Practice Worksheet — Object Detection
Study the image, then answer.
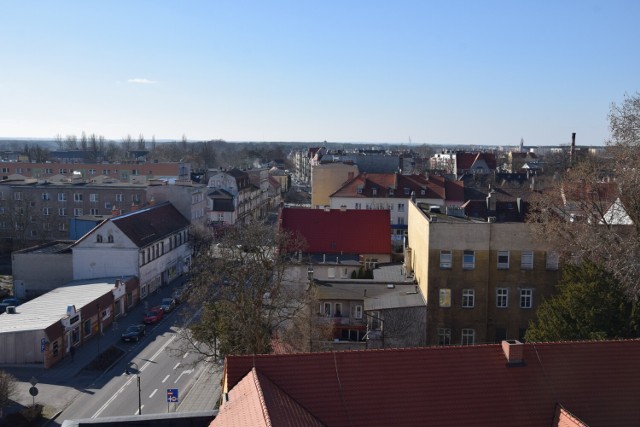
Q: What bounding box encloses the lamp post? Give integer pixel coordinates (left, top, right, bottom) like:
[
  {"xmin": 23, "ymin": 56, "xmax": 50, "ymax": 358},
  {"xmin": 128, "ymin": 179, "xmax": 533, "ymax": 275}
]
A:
[{"xmin": 125, "ymin": 362, "xmax": 142, "ymax": 415}]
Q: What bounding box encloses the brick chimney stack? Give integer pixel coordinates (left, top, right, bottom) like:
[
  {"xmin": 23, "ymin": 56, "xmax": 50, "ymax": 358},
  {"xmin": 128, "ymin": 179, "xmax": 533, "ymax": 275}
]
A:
[{"xmin": 502, "ymin": 340, "xmax": 525, "ymax": 367}]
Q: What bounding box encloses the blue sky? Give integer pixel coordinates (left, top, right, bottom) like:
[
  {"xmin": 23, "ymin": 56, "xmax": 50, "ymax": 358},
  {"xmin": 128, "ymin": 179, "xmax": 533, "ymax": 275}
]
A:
[{"xmin": 0, "ymin": 1, "xmax": 638, "ymax": 146}]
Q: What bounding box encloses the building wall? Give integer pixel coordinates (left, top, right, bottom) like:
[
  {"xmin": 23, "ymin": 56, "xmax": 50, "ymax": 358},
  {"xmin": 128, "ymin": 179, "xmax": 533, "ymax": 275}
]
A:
[
  {"xmin": 146, "ymin": 182, "xmax": 207, "ymax": 226},
  {"xmin": 407, "ymin": 202, "xmax": 561, "ymax": 346},
  {"xmin": 12, "ymin": 252, "xmax": 73, "ymax": 299},
  {"xmin": 72, "ymin": 222, "xmax": 140, "ymax": 280},
  {"xmin": 311, "ymin": 162, "xmax": 359, "ymax": 208}
]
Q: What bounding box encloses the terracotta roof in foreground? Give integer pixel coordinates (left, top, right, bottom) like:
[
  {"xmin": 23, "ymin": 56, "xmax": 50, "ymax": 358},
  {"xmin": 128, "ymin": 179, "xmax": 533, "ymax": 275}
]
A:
[{"xmin": 219, "ymin": 340, "xmax": 640, "ymax": 427}]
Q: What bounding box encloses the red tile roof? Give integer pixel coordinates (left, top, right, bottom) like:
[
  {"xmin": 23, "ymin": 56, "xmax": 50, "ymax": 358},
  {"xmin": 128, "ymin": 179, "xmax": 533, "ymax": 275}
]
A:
[
  {"xmin": 456, "ymin": 151, "xmax": 497, "ymax": 171},
  {"xmin": 279, "ymin": 208, "xmax": 391, "ymax": 255},
  {"xmin": 212, "ymin": 368, "xmax": 325, "ymax": 427},
  {"xmin": 330, "ymin": 173, "xmax": 446, "ymax": 200},
  {"xmin": 220, "ymin": 340, "xmax": 640, "ymax": 427}
]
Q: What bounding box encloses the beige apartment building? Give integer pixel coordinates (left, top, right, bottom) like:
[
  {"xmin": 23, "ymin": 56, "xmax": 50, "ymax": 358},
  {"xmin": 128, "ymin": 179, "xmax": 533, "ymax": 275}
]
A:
[
  {"xmin": 310, "ymin": 161, "xmax": 359, "ymax": 208},
  {"xmin": 406, "ymin": 201, "xmax": 562, "ymax": 345}
]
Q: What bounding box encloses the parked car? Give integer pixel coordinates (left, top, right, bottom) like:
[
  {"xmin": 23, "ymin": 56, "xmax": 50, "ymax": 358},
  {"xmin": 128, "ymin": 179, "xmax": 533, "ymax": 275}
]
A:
[
  {"xmin": 121, "ymin": 324, "xmax": 146, "ymax": 342},
  {"xmin": 143, "ymin": 307, "xmax": 165, "ymax": 324},
  {"xmin": 1, "ymin": 297, "xmax": 21, "ymax": 306},
  {"xmin": 160, "ymin": 297, "xmax": 176, "ymax": 313}
]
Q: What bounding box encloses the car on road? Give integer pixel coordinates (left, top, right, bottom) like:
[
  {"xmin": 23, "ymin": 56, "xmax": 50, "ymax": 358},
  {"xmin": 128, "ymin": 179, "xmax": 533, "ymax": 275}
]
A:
[
  {"xmin": 143, "ymin": 307, "xmax": 165, "ymax": 324},
  {"xmin": 121, "ymin": 324, "xmax": 146, "ymax": 342},
  {"xmin": 2, "ymin": 297, "xmax": 21, "ymax": 306},
  {"xmin": 160, "ymin": 297, "xmax": 176, "ymax": 313}
]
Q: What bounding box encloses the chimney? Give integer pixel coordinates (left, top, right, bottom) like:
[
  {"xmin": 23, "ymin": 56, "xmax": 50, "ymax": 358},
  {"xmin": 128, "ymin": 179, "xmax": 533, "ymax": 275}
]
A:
[
  {"xmin": 570, "ymin": 132, "xmax": 576, "ymax": 167},
  {"xmin": 501, "ymin": 340, "xmax": 525, "ymax": 367}
]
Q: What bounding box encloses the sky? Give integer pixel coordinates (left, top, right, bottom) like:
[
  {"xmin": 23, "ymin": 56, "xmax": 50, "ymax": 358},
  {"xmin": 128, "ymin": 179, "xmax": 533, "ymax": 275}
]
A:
[{"xmin": 0, "ymin": 1, "xmax": 638, "ymax": 146}]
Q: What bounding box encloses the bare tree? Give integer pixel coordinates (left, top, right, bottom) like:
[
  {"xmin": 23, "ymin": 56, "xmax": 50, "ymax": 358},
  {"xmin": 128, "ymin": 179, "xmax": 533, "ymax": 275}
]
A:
[
  {"xmin": 528, "ymin": 93, "xmax": 640, "ymax": 296},
  {"xmin": 176, "ymin": 221, "xmax": 307, "ymax": 364}
]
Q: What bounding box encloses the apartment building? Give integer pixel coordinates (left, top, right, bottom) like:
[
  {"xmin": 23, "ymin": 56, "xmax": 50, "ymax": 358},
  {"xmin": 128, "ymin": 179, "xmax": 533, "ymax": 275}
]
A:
[
  {"xmin": 206, "ymin": 168, "xmax": 263, "ymax": 226},
  {"xmin": 406, "ymin": 201, "xmax": 562, "ymax": 345},
  {"xmin": 0, "ymin": 179, "xmax": 148, "ymax": 246}
]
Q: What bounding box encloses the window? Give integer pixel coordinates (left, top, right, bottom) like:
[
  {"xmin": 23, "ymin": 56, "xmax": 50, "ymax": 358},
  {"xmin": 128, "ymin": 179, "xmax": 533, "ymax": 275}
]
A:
[
  {"xmin": 520, "ymin": 289, "xmax": 533, "ymax": 308},
  {"xmin": 44, "ymin": 168, "xmax": 52, "ymax": 174},
  {"xmin": 327, "ymin": 267, "xmax": 336, "ymax": 278},
  {"xmin": 13, "ymin": 192, "xmax": 21, "ymax": 201},
  {"xmin": 334, "ymin": 303, "xmax": 343, "ymax": 317},
  {"xmin": 30, "ymin": 229, "xmax": 37, "ymax": 237},
  {"xmin": 521, "ymin": 251, "xmax": 534, "ymax": 270},
  {"xmin": 357, "ymin": 186, "xmax": 363, "ymax": 194},
  {"xmin": 103, "ymin": 169, "xmax": 110, "ymax": 175},
  {"xmin": 496, "ymin": 288, "xmax": 509, "ymax": 308},
  {"xmin": 59, "ymin": 222, "xmax": 67, "ymax": 231},
  {"xmin": 439, "ymin": 289, "xmax": 451, "ymax": 307},
  {"xmin": 43, "ymin": 207, "xmax": 51, "ymax": 216},
  {"xmin": 397, "ymin": 217, "xmax": 405, "ymax": 225},
  {"xmin": 463, "ymin": 250, "xmax": 475, "ymax": 270},
  {"xmin": 90, "ymin": 193, "xmax": 98, "ymax": 202},
  {"xmin": 546, "ymin": 251, "xmax": 559, "ymax": 270},
  {"xmin": 461, "ymin": 329, "xmax": 475, "ymax": 345},
  {"xmin": 42, "ymin": 192, "xmax": 51, "ymax": 201},
  {"xmin": 322, "ymin": 302, "xmax": 332, "ymax": 317},
  {"xmin": 58, "ymin": 208, "xmax": 67, "ymax": 216},
  {"xmin": 84, "ymin": 319, "xmax": 92, "ymax": 337},
  {"xmin": 59, "ymin": 168, "xmax": 67, "ymax": 174},
  {"xmin": 354, "ymin": 203, "xmax": 362, "ymax": 210},
  {"xmin": 88, "ymin": 169, "xmax": 96, "ymax": 175},
  {"xmin": 104, "ymin": 202, "xmax": 112, "ymax": 210},
  {"xmin": 97, "ymin": 234, "xmax": 103, "ymax": 243},
  {"xmin": 74, "ymin": 208, "xmax": 83, "ymax": 216},
  {"xmin": 90, "ymin": 208, "xmax": 98, "ymax": 215},
  {"xmin": 440, "ymin": 250, "xmax": 452, "ymax": 269},
  {"xmin": 462, "ymin": 289, "xmax": 475, "ymax": 308},
  {"xmin": 0, "ymin": 167, "xmax": 8, "ymax": 173},
  {"xmin": 438, "ymin": 328, "xmax": 451, "ymax": 345},
  {"xmin": 497, "ymin": 250, "xmax": 510, "ymax": 269},
  {"xmin": 398, "ymin": 203, "xmax": 405, "ymax": 212},
  {"xmin": 43, "ymin": 222, "xmax": 51, "ymax": 231},
  {"xmin": 74, "ymin": 193, "xmax": 82, "ymax": 202},
  {"xmin": 58, "ymin": 193, "xmax": 67, "ymax": 202},
  {"xmin": 115, "ymin": 194, "xmax": 123, "ymax": 202},
  {"xmin": 352, "ymin": 305, "xmax": 363, "ymax": 319}
]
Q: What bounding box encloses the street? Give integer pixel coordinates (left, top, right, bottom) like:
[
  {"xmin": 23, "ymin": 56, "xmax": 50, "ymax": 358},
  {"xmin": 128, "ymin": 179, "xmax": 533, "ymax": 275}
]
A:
[{"xmin": 2, "ymin": 277, "xmax": 222, "ymax": 425}]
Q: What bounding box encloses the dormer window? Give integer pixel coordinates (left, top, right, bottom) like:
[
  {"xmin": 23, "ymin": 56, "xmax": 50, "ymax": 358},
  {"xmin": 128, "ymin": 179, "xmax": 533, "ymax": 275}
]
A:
[
  {"xmin": 357, "ymin": 186, "xmax": 363, "ymax": 194},
  {"xmin": 421, "ymin": 189, "xmax": 426, "ymax": 195},
  {"xmin": 372, "ymin": 187, "xmax": 377, "ymax": 196},
  {"xmin": 404, "ymin": 187, "xmax": 410, "ymax": 195},
  {"xmin": 96, "ymin": 234, "xmax": 103, "ymax": 243}
]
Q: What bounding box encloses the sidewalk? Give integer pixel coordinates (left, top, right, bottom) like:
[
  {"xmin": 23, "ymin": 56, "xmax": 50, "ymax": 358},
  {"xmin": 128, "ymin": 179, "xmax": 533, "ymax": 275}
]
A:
[{"xmin": 176, "ymin": 360, "xmax": 222, "ymax": 413}]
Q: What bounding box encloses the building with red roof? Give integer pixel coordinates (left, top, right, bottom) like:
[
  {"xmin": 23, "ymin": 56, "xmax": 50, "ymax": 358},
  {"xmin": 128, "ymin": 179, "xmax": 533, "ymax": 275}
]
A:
[{"xmin": 212, "ymin": 339, "xmax": 640, "ymax": 427}]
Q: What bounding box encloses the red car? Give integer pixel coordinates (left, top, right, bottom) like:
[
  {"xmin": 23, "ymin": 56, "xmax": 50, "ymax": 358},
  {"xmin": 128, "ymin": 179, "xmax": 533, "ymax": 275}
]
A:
[{"xmin": 143, "ymin": 306, "xmax": 165, "ymax": 324}]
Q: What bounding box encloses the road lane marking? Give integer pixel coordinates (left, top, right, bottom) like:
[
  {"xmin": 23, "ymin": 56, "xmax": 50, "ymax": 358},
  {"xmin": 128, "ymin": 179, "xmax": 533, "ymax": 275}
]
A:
[
  {"xmin": 173, "ymin": 362, "xmax": 180, "ymax": 370},
  {"xmin": 135, "ymin": 405, "xmax": 145, "ymax": 415},
  {"xmin": 92, "ymin": 335, "xmax": 176, "ymax": 418},
  {"xmin": 183, "ymin": 352, "xmax": 189, "ymax": 359},
  {"xmin": 162, "ymin": 375, "xmax": 170, "ymax": 383},
  {"xmin": 174, "ymin": 369, "xmax": 194, "ymax": 383},
  {"xmin": 149, "ymin": 389, "xmax": 157, "ymax": 398}
]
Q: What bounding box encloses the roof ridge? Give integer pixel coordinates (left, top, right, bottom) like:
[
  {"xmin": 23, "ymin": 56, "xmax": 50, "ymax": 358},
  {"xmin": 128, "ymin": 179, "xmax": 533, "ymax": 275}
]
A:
[{"xmin": 251, "ymin": 367, "xmax": 273, "ymax": 427}]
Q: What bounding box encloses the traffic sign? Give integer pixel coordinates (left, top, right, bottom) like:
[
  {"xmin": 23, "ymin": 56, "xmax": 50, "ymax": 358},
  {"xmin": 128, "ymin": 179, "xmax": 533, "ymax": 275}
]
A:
[
  {"xmin": 166, "ymin": 388, "xmax": 179, "ymax": 403},
  {"xmin": 29, "ymin": 386, "xmax": 39, "ymax": 397},
  {"xmin": 40, "ymin": 338, "xmax": 47, "ymax": 353}
]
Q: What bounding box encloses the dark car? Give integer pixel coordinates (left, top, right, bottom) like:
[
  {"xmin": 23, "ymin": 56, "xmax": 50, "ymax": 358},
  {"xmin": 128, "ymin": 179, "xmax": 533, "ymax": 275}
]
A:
[
  {"xmin": 1, "ymin": 297, "xmax": 21, "ymax": 306},
  {"xmin": 160, "ymin": 297, "xmax": 176, "ymax": 313},
  {"xmin": 121, "ymin": 324, "xmax": 146, "ymax": 342},
  {"xmin": 143, "ymin": 307, "xmax": 165, "ymax": 324}
]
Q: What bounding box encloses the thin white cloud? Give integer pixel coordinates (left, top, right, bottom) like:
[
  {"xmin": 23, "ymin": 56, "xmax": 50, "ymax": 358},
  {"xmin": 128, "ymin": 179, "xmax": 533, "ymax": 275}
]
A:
[{"xmin": 127, "ymin": 78, "xmax": 157, "ymax": 84}]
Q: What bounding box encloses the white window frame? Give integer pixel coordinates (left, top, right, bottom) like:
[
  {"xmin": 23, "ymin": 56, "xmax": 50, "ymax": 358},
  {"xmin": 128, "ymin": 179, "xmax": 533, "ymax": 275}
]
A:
[
  {"xmin": 13, "ymin": 192, "xmax": 21, "ymax": 201},
  {"xmin": 58, "ymin": 208, "xmax": 67, "ymax": 216},
  {"xmin": 496, "ymin": 288, "xmax": 509, "ymax": 308},
  {"xmin": 438, "ymin": 328, "xmax": 451, "ymax": 346},
  {"xmin": 463, "ymin": 250, "xmax": 475, "ymax": 270},
  {"xmin": 42, "ymin": 192, "xmax": 50, "ymax": 201},
  {"xmin": 58, "ymin": 193, "xmax": 67, "ymax": 202},
  {"xmin": 90, "ymin": 193, "xmax": 98, "ymax": 202},
  {"xmin": 115, "ymin": 194, "xmax": 124, "ymax": 202},
  {"xmin": 546, "ymin": 251, "xmax": 559, "ymax": 270},
  {"xmin": 74, "ymin": 193, "xmax": 82, "ymax": 202},
  {"xmin": 440, "ymin": 250, "xmax": 452, "ymax": 269},
  {"xmin": 497, "ymin": 250, "xmax": 510, "ymax": 269},
  {"xmin": 520, "ymin": 289, "xmax": 533, "ymax": 309},
  {"xmin": 43, "ymin": 207, "xmax": 51, "ymax": 216},
  {"xmin": 398, "ymin": 203, "xmax": 405, "ymax": 212},
  {"xmin": 521, "ymin": 251, "xmax": 534, "ymax": 270},
  {"xmin": 439, "ymin": 289, "xmax": 451, "ymax": 307},
  {"xmin": 90, "ymin": 208, "xmax": 99, "ymax": 215},
  {"xmin": 461, "ymin": 328, "xmax": 475, "ymax": 345},
  {"xmin": 322, "ymin": 302, "xmax": 332, "ymax": 317},
  {"xmin": 74, "ymin": 208, "xmax": 83, "ymax": 216},
  {"xmin": 462, "ymin": 289, "xmax": 475, "ymax": 308},
  {"xmin": 352, "ymin": 305, "xmax": 363, "ymax": 319}
]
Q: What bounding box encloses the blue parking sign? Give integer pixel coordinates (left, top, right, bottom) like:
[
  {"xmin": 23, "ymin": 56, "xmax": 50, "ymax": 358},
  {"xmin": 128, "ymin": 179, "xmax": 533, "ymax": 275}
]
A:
[{"xmin": 167, "ymin": 388, "xmax": 179, "ymax": 403}]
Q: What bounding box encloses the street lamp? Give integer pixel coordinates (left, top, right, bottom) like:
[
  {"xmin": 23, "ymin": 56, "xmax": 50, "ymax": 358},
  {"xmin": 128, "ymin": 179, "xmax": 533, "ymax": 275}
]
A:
[{"xmin": 125, "ymin": 362, "xmax": 142, "ymax": 415}]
